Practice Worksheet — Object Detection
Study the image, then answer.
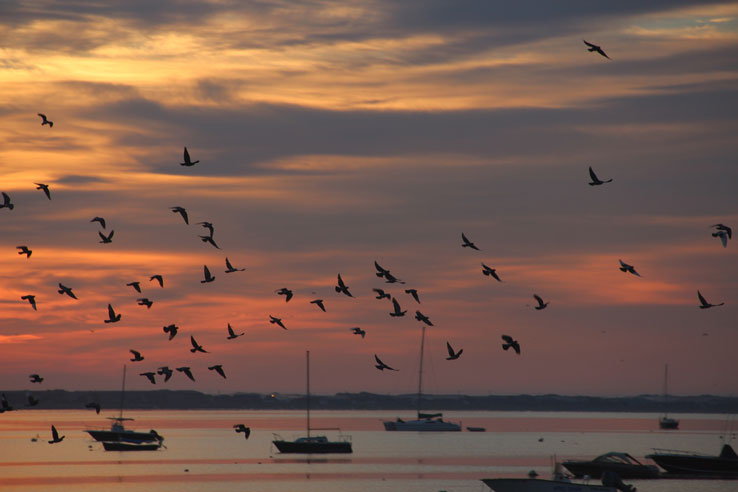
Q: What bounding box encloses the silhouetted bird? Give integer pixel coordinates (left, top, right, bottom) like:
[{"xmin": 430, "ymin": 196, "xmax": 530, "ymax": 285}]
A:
[
  {"xmin": 163, "ymin": 324, "xmax": 179, "ymax": 340},
  {"xmin": 21, "ymin": 295, "xmax": 37, "ymax": 311},
  {"xmin": 180, "ymin": 147, "xmax": 199, "ymax": 166},
  {"xmin": 618, "ymin": 259, "xmax": 641, "ymax": 277},
  {"xmin": 26, "ymin": 394, "xmax": 40, "ymax": 407},
  {"xmin": 176, "ymin": 366, "xmax": 195, "ymax": 381},
  {"xmin": 482, "ymin": 263, "xmax": 501, "ymax": 281},
  {"xmin": 98, "ymin": 230, "xmax": 114, "ymax": 243},
  {"xmin": 446, "ymin": 342, "xmax": 463, "ymax": 360},
  {"xmin": 501, "ymin": 334, "xmax": 521, "ymax": 355},
  {"xmin": 198, "ymin": 221, "xmax": 214, "ymax": 237},
  {"xmin": 583, "ymin": 40, "xmax": 610, "ymax": 59},
  {"xmin": 140, "ymin": 372, "xmax": 156, "ymax": 384},
  {"xmin": 533, "ymin": 294, "xmax": 549, "ymax": 310},
  {"xmin": 201, "ymin": 265, "xmax": 215, "ymax": 283},
  {"xmin": 350, "ymin": 327, "xmax": 366, "ymax": 338},
  {"xmin": 374, "ymin": 355, "xmax": 398, "ymax": 371},
  {"xmin": 129, "ymin": 349, "xmax": 144, "ymax": 362},
  {"xmin": 126, "ymin": 281, "xmax": 141, "ymax": 292},
  {"xmin": 335, "ymin": 273, "xmax": 353, "ymax": 297},
  {"xmin": 200, "ymin": 235, "xmax": 220, "ymax": 249},
  {"xmin": 310, "ymin": 299, "xmax": 326, "ymax": 312},
  {"xmin": 711, "ymin": 223, "xmax": 732, "ymax": 239},
  {"xmin": 225, "ymin": 257, "xmax": 245, "ymax": 273},
  {"xmin": 373, "ymin": 288, "xmax": 391, "ymax": 300},
  {"xmin": 233, "ymin": 424, "xmax": 251, "ymax": 439},
  {"xmin": 698, "ymin": 290, "xmax": 724, "ymax": 309},
  {"xmin": 276, "ymin": 287, "xmax": 293, "ymax": 302},
  {"xmin": 170, "ymin": 206, "xmax": 189, "ymax": 224},
  {"xmin": 48, "ymin": 425, "xmax": 64, "ymax": 444},
  {"xmin": 190, "ymin": 335, "xmax": 208, "ymax": 353},
  {"xmin": 38, "ymin": 113, "xmax": 54, "ymax": 127},
  {"xmin": 226, "ymin": 323, "xmax": 244, "ymax": 339},
  {"xmin": 269, "ymin": 315, "xmax": 286, "ymax": 330},
  {"xmin": 415, "ymin": 310, "xmax": 433, "ymax": 326},
  {"xmin": 90, "ymin": 216, "xmax": 106, "ymax": 229},
  {"xmin": 375, "ymin": 261, "xmax": 404, "ymax": 284},
  {"xmin": 375, "ymin": 261, "xmax": 391, "ymax": 278},
  {"xmin": 29, "ymin": 374, "xmax": 44, "ymax": 383},
  {"xmin": 16, "ymin": 245, "xmax": 32, "ymax": 258},
  {"xmin": 588, "ymin": 166, "xmax": 613, "ymax": 185},
  {"xmin": 1, "ymin": 192, "xmax": 15, "ymax": 210},
  {"xmin": 157, "ymin": 366, "xmax": 173, "ymax": 382},
  {"xmin": 461, "ymin": 232, "xmax": 479, "ymax": 250},
  {"xmin": 405, "ymin": 288, "xmax": 420, "ymax": 303},
  {"xmin": 137, "ymin": 298, "xmax": 153, "ymax": 308},
  {"xmin": 35, "ymin": 183, "xmax": 51, "ymax": 200},
  {"xmin": 208, "ymin": 364, "xmax": 227, "ymax": 379},
  {"xmin": 104, "ymin": 304, "xmax": 121, "ymax": 323},
  {"xmin": 712, "ymin": 230, "xmax": 729, "ymax": 248},
  {"xmin": 57, "ymin": 283, "xmax": 77, "ymax": 299},
  {"xmin": 85, "ymin": 401, "xmax": 101, "ymax": 414},
  {"xmin": 390, "ymin": 297, "xmax": 406, "ymax": 317},
  {"xmin": 149, "ymin": 274, "xmax": 164, "ymax": 287}
]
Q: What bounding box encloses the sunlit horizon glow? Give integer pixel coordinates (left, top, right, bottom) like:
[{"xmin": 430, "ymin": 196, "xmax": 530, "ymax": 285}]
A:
[{"xmin": 1, "ymin": 1, "xmax": 736, "ymax": 397}]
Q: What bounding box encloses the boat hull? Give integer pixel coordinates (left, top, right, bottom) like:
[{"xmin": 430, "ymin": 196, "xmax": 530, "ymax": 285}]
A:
[
  {"xmin": 86, "ymin": 429, "xmax": 160, "ymax": 443},
  {"xmin": 658, "ymin": 417, "xmax": 679, "ymax": 430},
  {"xmin": 646, "ymin": 454, "xmax": 738, "ymax": 475},
  {"xmin": 481, "ymin": 478, "xmax": 615, "ymax": 492},
  {"xmin": 383, "ymin": 418, "xmax": 461, "ymax": 431},
  {"xmin": 101, "ymin": 441, "xmax": 162, "ymax": 451},
  {"xmin": 272, "ymin": 439, "xmax": 352, "ymax": 454}
]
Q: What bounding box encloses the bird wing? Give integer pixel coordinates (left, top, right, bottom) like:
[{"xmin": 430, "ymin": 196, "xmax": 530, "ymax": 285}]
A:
[
  {"xmin": 204, "ymin": 265, "xmax": 211, "ymax": 278},
  {"xmin": 697, "ymin": 290, "xmax": 708, "ymax": 306},
  {"xmin": 588, "ymin": 166, "xmax": 599, "ymax": 182},
  {"xmin": 184, "ymin": 147, "xmax": 190, "ymax": 161},
  {"xmin": 583, "ymin": 39, "xmax": 597, "ymax": 48},
  {"xmin": 51, "ymin": 425, "xmax": 59, "ymax": 440},
  {"xmin": 501, "ymin": 334, "xmax": 513, "ymax": 343},
  {"xmin": 534, "ymin": 294, "xmax": 543, "ymax": 305},
  {"xmin": 107, "ymin": 304, "xmax": 116, "ymax": 318},
  {"xmin": 461, "ymin": 232, "xmax": 470, "ymax": 244},
  {"xmin": 446, "ymin": 342, "xmax": 455, "ymax": 356}
]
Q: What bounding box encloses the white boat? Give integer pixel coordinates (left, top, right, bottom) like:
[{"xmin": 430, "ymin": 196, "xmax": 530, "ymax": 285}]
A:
[
  {"xmin": 481, "ymin": 478, "xmax": 616, "ymax": 492},
  {"xmin": 382, "ymin": 326, "xmax": 461, "ymax": 431}
]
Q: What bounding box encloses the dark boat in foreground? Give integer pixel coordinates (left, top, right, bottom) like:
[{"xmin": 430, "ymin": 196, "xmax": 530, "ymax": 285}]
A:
[
  {"xmin": 646, "ymin": 444, "xmax": 738, "ymax": 476},
  {"xmin": 562, "ymin": 452, "xmax": 660, "ymax": 478},
  {"xmin": 102, "ymin": 439, "xmax": 163, "ymax": 451}
]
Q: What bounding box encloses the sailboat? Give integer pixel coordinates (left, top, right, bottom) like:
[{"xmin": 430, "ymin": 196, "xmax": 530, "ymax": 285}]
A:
[
  {"xmin": 86, "ymin": 365, "xmax": 164, "ymax": 450},
  {"xmin": 658, "ymin": 364, "xmax": 679, "ymax": 430},
  {"xmin": 383, "ymin": 326, "xmax": 461, "ymax": 431},
  {"xmin": 272, "ymin": 351, "xmax": 353, "ymax": 453}
]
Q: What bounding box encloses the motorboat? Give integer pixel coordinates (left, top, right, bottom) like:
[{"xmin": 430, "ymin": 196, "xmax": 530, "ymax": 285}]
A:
[
  {"xmin": 272, "ymin": 351, "xmax": 352, "ymax": 454},
  {"xmin": 562, "ymin": 452, "xmax": 660, "ymax": 478},
  {"xmin": 382, "ymin": 326, "xmax": 461, "ymax": 432},
  {"xmin": 646, "ymin": 443, "xmax": 738, "ymax": 476}
]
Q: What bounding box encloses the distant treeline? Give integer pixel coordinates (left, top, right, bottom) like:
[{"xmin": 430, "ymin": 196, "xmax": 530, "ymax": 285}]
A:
[{"xmin": 3, "ymin": 390, "xmax": 738, "ymax": 413}]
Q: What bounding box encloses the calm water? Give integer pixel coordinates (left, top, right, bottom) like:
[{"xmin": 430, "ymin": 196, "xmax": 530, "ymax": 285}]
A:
[{"xmin": 0, "ymin": 410, "xmax": 735, "ymax": 492}]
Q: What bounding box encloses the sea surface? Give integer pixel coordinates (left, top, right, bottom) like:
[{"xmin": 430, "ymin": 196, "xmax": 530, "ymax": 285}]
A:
[{"xmin": 0, "ymin": 409, "xmax": 735, "ymax": 492}]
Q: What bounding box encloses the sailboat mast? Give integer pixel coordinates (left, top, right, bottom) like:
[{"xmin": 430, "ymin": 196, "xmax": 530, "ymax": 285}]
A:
[
  {"xmin": 306, "ymin": 350, "xmax": 310, "ymax": 438},
  {"xmin": 663, "ymin": 364, "xmax": 669, "ymax": 418},
  {"xmin": 119, "ymin": 365, "xmax": 126, "ymax": 420},
  {"xmin": 417, "ymin": 326, "xmax": 425, "ymax": 417}
]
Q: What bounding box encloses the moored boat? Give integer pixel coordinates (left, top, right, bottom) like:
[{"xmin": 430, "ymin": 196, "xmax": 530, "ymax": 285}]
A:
[
  {"xmin": 562, "ymin": 452, "xmax": 660, "ymax": 479},
  {"xmin": 646, "ymin": 444, "xmax": 738, "ymax": 476},
  {"xmin": 481, "ymin": 478, "xmax": 616, "ymax": 492}
]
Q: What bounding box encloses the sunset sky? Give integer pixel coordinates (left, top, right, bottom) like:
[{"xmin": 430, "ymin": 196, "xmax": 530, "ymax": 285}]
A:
[{"xmin": 1, "ymin": 1, "xmax": 736, "ymax": 397}]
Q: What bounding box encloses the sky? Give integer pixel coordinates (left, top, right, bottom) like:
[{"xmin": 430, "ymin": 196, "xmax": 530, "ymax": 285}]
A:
[{"xmin": 0, "ymin": 0, "xmax": 736, "ymax": 397}]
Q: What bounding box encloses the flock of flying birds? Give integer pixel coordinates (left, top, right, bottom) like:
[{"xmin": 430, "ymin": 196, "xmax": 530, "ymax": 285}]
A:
[{"xmin": 1, "ymin": 40, "xmax": 733, "ymax": 445}]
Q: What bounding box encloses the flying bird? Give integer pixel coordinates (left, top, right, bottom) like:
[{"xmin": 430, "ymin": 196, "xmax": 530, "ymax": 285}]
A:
[
  {"xmin": 588, "ymin": 166, "xmax": 613, "ymax": 186},
  {"xmin": 90, "ymin": 216, "xmax": 106, "ymax": 229},
  {"xmin": 269, "ymin": 315, "xmax": 286, "ymax": 330},
  {"xmin": 157, "ymin": 366, "xmax": 174, "ymax": 382},
  {"xmin": 225, "ymin": 257, "xmax": 245, "ymax": 273},
  {"xmin": 1, "ymin": 192, "xmax": 15, "ymax": 210},
  {"xmin": 375, "ymin": 261, "xmax": 404, "ymax": 284},
  {"xmin": 16, "ymin": 245, "xmax": 32, "ymax": 258},
  {"xmin": 29, "ymin": 374, "xmax": 44, "ymax": 383},
  {"xmin": 200, "ymin": 235, "xmax": 220, "ymax": 249},
  {"xmin": 697, "ymin": 290, "xmax": 724, "ymax": 309},
  {"xmin": 276, "ymin": 287, "xmax": 294, "ymax": 302},
  {"xmin": 140, "ymin": 372, "xmax": 157, "ymax": 384},
  {"xmin": 21, "ymin": 295, "xmax": 37, "ymax": 311},
  {"xmin": 350, "ymin": 327, "xmax": 366, "ymax": 338},
  {"xmin": 98, "ymin": 230, "xmax": 114, "ymax": 243},
  {"xmin": 226, "ymin": 323, "xmax": 244, "ymax": 339},
  {"xmin": 711, "ymin": 223, "xmax": 732, "ymax": 239},
  {"xmin": 35, "ymin": 183, "xmax": 51, "ymax": 200},
  {"xmin": 583, "ymin": 39, "xmax": 611, "ymax": 59},
  {"xmin": 501, "ymin": 335, "xmax": 521, "ymax": 355},
  {"xmin": 170, "ymin": 206, "xmax": 189, "ymax": 224},
  {"xmin": 38, "ymin": 113, "xmax": 54, "ymax": 127},
  {"xmin": 149, "ymin": 275, "xmax": 164, "ymax": 287},
  {"xmin": 335, "ymin": 273, "xmax": 354, "ymax": 297},
  {"xmin": 405, "ymin": 288, "xmax": 421, "ymax": 303},
  {"xmin": 533, "ymin": 294, "xmax": 549, "ymax": 310},
  {"xmin": 389, "ymin": 297, "xmax": 406, "ymax": 317},
  {"xmin": 233, "ymin": 424, "xmax": 251, "ymax": 439},
  {"xmin": 446, "ymin": 342, "xmax": 463, "ymax": 360},
  {"xmin": 48, "ymin": 425, "xmax": 64, "ymax": 444},
  {"xmin": 208, "ymin": 364, "xmax": 227, "ymax": 379},
  {"xmin": 374, "ymin": 354, "xmax": 398, "ymax": 371},
  {"xmin": 618, "ymin": 259, "xmax": 641, "ymax": 277},
  {"xmin": 163, "ymin": 324, "xmax": 179, "ymax": 340},
  {"xmin": 176, "ymin": 366, "xmax": 195, "ymax": 381},
  {"xmin": 481, "ymin": 263, "xmax": 502, "ymax": 281},
  {"xmin": 374, "ymin": 261, "xmax": 392, "ymax": 278},
  {"xmin": 415, "ymin": 310, "xmax": 433, "ymax": 326},
  {"xmin": 373, "ymin": 288, "xmax": 391, "ymax": 300},
  {"xmin": 85, "ymin": 401, "xmax": 101, "ymax": 414},
  {"xmin": 137, "ymin": 298, "xmax": 153, "ymax": 308},
  {"xmin": 310, "ymin": 299, "xmax": 326, "ymax": 312},
  {"xmin": 461, "ymin": 232, "xmax": 480, "ymax": 250},
  {"xmin": 190, "ymin": 335, "xmax": 208, "ymax": 353},
  {"xmin": 198, "ymin": 221, "xmax": 214, "ymax": 237},
  {"xmin": 57, "ymin": 283, "xmax": 77, "ymax": 299},
  {"xmin": 129, "ymin": 349, "xmax": 144, "ymax": 362},
  {"xmin": 180, "ymin": 147, "xmax": 199, "ymax": 166},
  {"xmin": 201, "ymin": 265, "xmax": 215, "ymax": 283},
  {"xmin": 104, "ymin": 304, "xmax": 121, "ymax": 323}
]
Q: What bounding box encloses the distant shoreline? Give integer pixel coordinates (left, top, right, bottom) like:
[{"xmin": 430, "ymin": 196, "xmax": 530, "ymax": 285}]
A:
[{"xmin": 3, "ymin": 390, "xmax": 738, "ymax": 413}]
